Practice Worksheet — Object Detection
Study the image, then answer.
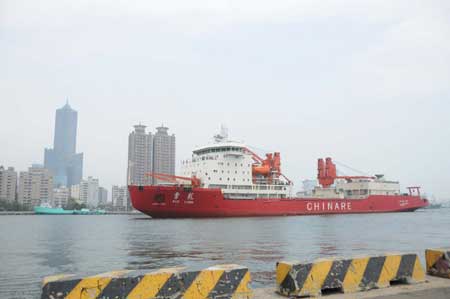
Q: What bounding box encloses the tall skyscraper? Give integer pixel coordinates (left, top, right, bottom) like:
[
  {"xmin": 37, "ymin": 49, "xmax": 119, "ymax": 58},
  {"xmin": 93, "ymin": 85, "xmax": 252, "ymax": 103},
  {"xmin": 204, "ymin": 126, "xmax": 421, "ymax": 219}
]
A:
[
  {"xmin": 18, "ymin": 164, "xmax": 53, "ymax": 207},
  {"xmin": 0, "ymin": 166, "xmax": 17, "ymax": 202},
  {"xmin": 44, "ymin": 101, "xmax": 83, "ymax": 187},
  {"xmin": 153, "ymin": 126, "xmax": 176, "ymax": 184},
  {"xmin": 127, "ymin": 125, "xmax": 152, "ymax": 185}
]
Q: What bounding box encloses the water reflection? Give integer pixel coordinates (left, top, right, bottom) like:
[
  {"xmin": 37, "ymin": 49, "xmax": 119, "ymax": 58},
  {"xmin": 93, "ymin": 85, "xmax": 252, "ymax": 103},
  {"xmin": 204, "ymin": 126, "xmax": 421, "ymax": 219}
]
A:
[{"xmin": 36, "ymin": 217, "xmax": 76, "ymax": 272}]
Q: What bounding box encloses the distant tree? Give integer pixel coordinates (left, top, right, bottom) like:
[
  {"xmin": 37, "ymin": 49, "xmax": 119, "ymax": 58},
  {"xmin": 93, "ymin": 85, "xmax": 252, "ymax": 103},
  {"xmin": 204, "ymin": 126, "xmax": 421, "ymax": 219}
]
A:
[{"xmin": 0, "ymin": 199, "xmax": 31, "ymax": 211}]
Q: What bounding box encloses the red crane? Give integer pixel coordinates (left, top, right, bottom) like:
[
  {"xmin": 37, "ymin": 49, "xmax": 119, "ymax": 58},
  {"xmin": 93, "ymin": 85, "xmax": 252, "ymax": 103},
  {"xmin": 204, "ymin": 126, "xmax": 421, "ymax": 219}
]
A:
[
  {"xmin": 318, "ymin": 157, "xmax": 374, "ymax": 187},
  {"xmin": 145, "ymin": 172, "xmax": 201, "ymax": 188}
]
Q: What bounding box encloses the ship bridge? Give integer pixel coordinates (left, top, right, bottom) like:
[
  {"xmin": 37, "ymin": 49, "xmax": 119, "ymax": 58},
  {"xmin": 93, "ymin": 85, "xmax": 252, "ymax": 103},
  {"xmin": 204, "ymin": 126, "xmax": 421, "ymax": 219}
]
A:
[
  {"xmin": 193, "ymin": 141, "xmax": 247, "ymax": 157},
  {"xmin": 181, "ymin": 131, "xmax": 291, "ymax": 199}
]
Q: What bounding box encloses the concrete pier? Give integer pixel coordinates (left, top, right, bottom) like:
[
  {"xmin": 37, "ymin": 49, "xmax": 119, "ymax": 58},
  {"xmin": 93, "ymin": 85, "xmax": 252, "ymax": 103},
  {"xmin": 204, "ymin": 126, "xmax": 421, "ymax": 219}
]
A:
[{"xmin": 255, "ymin": 275, "xmax": 450, "ymax": 298}]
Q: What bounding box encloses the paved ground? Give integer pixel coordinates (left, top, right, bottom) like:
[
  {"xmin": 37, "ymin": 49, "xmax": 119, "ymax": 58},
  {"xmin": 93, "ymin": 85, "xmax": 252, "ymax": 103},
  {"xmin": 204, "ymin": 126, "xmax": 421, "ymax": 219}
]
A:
[{"xmin": 254, "ymin": 276, "xmax": 450, "ymax": 299}]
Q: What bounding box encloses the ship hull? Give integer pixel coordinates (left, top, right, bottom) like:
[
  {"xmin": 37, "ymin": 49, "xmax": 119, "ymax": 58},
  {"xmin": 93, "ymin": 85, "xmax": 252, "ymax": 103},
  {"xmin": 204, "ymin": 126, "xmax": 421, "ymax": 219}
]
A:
[{"xmin": 129, "ymin": 185, "xmax": 429, "ymax": 218}]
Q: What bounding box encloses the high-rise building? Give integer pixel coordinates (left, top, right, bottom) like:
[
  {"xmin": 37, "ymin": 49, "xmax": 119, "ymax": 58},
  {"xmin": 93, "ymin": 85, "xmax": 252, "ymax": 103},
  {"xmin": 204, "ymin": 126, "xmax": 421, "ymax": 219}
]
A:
[
  {"xmin": 18, "ymin": 164, "xmax": 53, "ymax": 207},
  {"xmin": 86, "ymin": 177, "xmax": 99, "ymax": 207},
  {"xmin": 98, "ymin": 186, "xmax": 108, "ymax": 206},
  {"xmin": 153, "ymin": 126, "xmax": 176, "ymax": 184},
  {"xmin": 44, "ymin": 101, "xmax": 83, "ymax": 187},
  {"xmin": 0, "ymin": 166, "xmax": 17, "ymax": 202},
  {"xmin": 53, "ymin": 186, "xmax": 69, "ymax": 207},
  {"xmin": 112, "ymin": 185, "xmax": 128, "ymax": 210},
  {"xmin": 127, "ymin": 124, "xmax": 152, "ymax": 186},
  {"xmin": 78, "ymin": 181, "xmax": 88, "ymax": 204}
]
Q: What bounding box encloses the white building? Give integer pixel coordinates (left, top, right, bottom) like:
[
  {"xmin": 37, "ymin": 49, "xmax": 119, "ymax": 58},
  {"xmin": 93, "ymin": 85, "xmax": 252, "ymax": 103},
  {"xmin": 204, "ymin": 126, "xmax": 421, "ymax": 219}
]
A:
[
  {"xmin": 53, "ymin": 186, "xmax": 69, "ymax": 207},
  {"xmin": 127, "ymin": 124, "xmax": 153, "ymax": 186},
  {"xmin": 86, "ymin": 177, "xmax": 99, "ymax": 207},
  {"xmin": 112, "ymin": 185, "xmax": 128, "ymax": 209},
  {"xmin": 71, "ymin": 177, "xmax": 99, "ymax": 207},
  {"xmin": 18, "ymin": 164, "xmax": 53, "ymax": 207},
  {"xmin": 70, "ymin": 182, "xmax": 87, "ymax": 203},
  {"xmin": 153, "ymin": 126, "xmax": 176, "ymax": 184},
  {"xmin": 0, "ymin": 166, "xmax": 17, "ymax": 202}
]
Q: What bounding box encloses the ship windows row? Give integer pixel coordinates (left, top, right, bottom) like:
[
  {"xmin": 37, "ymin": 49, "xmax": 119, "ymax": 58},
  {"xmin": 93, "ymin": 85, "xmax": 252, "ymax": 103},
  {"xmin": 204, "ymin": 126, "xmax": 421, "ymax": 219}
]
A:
[
  {"xmin": 207, "ymin": 177, "xmax": 251, "ymax": 182},
  {"xmin": 195, "ymin": 147, "xmax": 244, "ymax": 155}
]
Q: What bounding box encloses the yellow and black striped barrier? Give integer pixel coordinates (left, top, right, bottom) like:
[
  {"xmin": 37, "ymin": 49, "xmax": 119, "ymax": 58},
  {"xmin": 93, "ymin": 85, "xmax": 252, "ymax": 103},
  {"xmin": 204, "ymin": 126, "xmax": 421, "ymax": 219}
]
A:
[
  {"xmin": 276, "ymin": 253, "xmax": 425, "ymax": 297},
  {"xmin": 426, "ymin": 248, "xmax": 450, "ymax": 279},
  {"xmin": 41, "ymin": 264, "xmax": 252, "ymax": 299}
]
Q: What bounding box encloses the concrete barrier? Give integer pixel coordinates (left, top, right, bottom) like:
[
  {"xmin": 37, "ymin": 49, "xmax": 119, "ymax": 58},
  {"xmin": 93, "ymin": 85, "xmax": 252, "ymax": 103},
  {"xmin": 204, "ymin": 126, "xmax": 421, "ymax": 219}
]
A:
[
  {"xmin": 41, "ymin": 264, "xmax": 252, "ymax": 299},
  {"xmin": 276, "ymin": 253, "xmax": 425, "ymax": 297},
  {"xmin": 426, "ymin": 248, "xmax": 450, "ymax": 279}
]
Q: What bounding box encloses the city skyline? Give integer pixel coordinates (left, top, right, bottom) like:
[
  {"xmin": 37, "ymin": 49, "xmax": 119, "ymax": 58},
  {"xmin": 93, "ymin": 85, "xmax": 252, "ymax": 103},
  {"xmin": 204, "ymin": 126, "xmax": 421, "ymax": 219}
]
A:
[{"xmin": 2, "ymin": 1, "xmax": 450, "ymax": 200}]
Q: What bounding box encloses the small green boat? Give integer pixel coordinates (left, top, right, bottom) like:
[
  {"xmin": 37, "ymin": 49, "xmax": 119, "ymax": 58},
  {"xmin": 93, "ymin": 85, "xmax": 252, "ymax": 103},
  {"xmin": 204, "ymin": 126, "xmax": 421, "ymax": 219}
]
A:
[
  {"xmin": 34, "ymin": 203, "xmax": 106, "ymax": 215},
  {"xmin": 34, "ymin": 205, "xmax": 74, "ymax": 215}
]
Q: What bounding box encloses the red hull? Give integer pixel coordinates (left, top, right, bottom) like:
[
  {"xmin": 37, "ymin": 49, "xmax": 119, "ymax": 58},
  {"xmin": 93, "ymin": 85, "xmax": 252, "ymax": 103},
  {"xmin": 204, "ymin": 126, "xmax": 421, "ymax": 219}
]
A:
[{"xmin": 129, "ymin": 185, "xmax": 429, "ymax": 218}]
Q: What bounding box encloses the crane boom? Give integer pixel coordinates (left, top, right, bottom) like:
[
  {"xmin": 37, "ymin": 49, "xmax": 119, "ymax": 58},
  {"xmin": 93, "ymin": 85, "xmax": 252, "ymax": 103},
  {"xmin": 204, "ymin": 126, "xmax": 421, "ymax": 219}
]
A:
[{"xmin": 145, "ymin": 172, "xmax": 201, "ymax": 187}]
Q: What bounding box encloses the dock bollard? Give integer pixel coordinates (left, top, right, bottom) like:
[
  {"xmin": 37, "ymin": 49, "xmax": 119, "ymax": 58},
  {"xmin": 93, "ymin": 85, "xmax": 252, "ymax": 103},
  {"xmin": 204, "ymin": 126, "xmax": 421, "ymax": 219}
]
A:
[
  {"xmin": 276, "ymin": 253, "xmax": 425, "ymax": 297},
  {"xmin": 426, "ymin": 248, "xmax": 450, "ymax": 279},
  {"xmin": 41, "ymin": 264, "xmax": 252, "ymax": 299}
]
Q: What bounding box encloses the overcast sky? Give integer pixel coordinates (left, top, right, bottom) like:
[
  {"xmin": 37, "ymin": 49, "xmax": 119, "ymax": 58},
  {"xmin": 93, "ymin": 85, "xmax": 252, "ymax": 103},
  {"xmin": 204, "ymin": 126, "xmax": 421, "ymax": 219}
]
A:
[{"xmin": 1, "ymin": 0, "xmax": 450, "ymax": 200}]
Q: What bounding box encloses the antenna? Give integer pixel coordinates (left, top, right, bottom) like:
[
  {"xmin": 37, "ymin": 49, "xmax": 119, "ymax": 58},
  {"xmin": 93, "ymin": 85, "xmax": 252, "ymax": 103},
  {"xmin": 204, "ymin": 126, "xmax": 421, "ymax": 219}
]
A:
[
  {"xmin": 220, "ymin": 124, "xmax": 228, "ymax": 140},
  {"xmin": 214, "ymin": 124, "xmax": 229, "ymax": 142}
]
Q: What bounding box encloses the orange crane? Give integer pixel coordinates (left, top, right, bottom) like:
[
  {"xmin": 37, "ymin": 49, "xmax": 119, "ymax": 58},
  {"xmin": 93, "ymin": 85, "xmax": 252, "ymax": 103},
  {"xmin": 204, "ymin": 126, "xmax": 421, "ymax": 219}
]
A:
[
  {"xmin": 145, "ymin": 172, "xmax": 201, "ymax": 188},
  {"xmin": 318, "ymin": 157, "xmax": 374, "ymax": 187},
  {"xmin": 244, "ymin": 148, "xmax": 291, "ymax": 185}
]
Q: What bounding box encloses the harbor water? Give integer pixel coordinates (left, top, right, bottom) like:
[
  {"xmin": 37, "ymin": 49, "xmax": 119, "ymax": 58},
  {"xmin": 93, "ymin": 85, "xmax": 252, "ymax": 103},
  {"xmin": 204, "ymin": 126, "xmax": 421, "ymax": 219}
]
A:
[{"xmin": 0, "ymin": 208, "xmax": 449, "ymax": 299}]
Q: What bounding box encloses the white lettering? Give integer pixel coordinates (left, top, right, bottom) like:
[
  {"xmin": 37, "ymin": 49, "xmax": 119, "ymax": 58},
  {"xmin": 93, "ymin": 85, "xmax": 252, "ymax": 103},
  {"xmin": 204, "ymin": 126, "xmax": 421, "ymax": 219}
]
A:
[
  {"xmin": 328, "ymin": 202, "xmax": 333, "ymax": 210},
  {"xmin": 314, "ymin": 202, "xmax": 320, "ymax": 210},
  {"xmin": 186, "ymin": 193, "xmax": 194, "ymax": 201},
  {"xmin": 306, "ymin": 201, "xmax": 353, "ymax": 212}
]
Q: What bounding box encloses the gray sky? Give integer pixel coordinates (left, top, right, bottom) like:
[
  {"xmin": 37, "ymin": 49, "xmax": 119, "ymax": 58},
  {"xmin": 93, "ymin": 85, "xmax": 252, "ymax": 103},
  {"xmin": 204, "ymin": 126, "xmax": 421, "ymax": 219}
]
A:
[{"xmin": 1, "ymin": 0, "xmax": 450, "ymax": 199}]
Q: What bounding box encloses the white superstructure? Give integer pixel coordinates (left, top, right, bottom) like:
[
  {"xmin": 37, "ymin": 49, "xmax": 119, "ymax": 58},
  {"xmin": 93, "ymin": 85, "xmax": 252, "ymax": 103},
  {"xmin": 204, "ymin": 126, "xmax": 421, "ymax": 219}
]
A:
[
  {"xmin": 181, "ymin": 133, "xmax": 291, "ymax": 199},
  {"xmin": 311, "ymin": 176, "xmax": 401, "ymax": 199}
]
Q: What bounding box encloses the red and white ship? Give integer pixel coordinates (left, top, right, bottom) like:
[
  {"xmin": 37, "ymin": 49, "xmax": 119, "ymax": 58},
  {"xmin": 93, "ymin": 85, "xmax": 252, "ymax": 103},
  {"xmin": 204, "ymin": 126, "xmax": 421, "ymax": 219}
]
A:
[{"xmin": 129, "ymin": 130, "xmax": 428, "ymax": 218}]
